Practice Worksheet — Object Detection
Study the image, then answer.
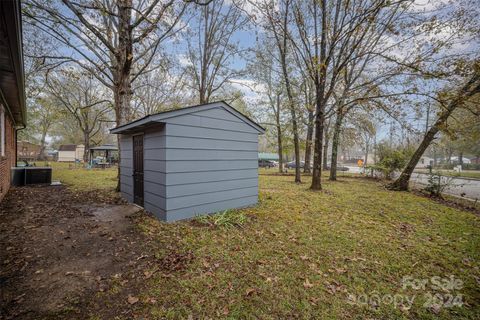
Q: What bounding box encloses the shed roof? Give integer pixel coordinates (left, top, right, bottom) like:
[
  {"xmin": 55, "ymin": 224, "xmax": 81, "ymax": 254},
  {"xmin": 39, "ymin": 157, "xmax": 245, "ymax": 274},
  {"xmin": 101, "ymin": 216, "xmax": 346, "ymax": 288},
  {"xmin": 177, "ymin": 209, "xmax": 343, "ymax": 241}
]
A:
[
  {"xmin": 58, "ymin": 144, "xmax": 77, "ymax": 151},
  {"xmin": 110, "ymin": 101, "xmax": 265, "ymax": 134}
]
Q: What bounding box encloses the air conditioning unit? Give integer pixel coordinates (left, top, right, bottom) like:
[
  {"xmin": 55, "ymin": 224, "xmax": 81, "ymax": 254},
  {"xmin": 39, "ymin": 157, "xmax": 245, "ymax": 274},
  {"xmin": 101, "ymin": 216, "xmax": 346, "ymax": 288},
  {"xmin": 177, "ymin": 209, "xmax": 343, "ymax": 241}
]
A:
[{"xmin": 11, "ymin": 167, "xmax": 52, "ymax": 186}]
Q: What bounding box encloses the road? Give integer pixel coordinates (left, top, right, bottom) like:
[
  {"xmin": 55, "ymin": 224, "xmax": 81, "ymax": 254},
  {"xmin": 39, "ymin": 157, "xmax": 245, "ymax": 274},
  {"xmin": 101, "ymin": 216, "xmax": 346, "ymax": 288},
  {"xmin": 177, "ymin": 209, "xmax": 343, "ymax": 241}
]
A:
[
  {"xmin": 344, "ymin": 166, "xmax": 480, "ymax": 200},
  {"xmin": 409, "ymin": 173, "xmax": 480, "ymax": 200}
]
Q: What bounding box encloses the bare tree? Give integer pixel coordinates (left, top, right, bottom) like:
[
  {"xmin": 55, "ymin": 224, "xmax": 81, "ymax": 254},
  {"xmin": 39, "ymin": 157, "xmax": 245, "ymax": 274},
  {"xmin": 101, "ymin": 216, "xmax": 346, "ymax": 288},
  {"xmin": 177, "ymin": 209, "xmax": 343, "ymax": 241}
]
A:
[
  {"xmin": 290, "ymin": 0, "xmax": 407, "ymax": 190},
  {"xmin": 46, "ymin": 69, "xmax": 112, "ymax": 162},
  {"xmin": 250, "ymin": 39, "xmax": 287, "ymax": 173},
  {"xmin": 264, "ymin": 0, "xmax": 302, "ymax": 183},
  {"xmin": 185, "ymin": 0, "xmax": 247, "ymax": 103}
]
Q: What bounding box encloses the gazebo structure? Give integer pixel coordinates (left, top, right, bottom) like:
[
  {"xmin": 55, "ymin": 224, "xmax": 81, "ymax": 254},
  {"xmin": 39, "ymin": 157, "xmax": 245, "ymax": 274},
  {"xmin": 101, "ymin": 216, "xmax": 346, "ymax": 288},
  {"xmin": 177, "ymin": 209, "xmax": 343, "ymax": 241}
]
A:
[{"xmin": 88, "ymin": 144, "xmax": 118, "ymax": 167}]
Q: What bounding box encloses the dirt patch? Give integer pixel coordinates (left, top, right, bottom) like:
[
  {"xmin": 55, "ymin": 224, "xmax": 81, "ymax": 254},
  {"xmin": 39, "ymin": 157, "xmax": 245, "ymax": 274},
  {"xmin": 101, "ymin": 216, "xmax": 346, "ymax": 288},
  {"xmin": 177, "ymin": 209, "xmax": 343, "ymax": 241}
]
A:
[{"xmin": 0, "ymin": 185, "xmax": 158, "ymax": 319}]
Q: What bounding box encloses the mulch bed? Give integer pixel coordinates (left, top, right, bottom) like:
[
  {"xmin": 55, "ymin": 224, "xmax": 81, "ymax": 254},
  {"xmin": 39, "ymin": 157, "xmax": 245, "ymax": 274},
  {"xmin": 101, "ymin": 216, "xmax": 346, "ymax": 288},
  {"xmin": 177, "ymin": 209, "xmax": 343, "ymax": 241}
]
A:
[{"xmin": 0, "ymin": 185, "xmax": 161, "ymax": 319}]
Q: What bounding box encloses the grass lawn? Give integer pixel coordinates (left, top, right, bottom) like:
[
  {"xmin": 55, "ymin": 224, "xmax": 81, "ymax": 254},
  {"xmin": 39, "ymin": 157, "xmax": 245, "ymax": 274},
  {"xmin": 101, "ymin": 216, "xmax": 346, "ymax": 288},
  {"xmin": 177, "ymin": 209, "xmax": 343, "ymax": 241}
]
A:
[
  {"xmin": 38, "ymin": 161, "xmax": 118, "ymax": 191},
  {"xmin": 52, "ymin": 164, "xmax": 480, "ymax": 319}
]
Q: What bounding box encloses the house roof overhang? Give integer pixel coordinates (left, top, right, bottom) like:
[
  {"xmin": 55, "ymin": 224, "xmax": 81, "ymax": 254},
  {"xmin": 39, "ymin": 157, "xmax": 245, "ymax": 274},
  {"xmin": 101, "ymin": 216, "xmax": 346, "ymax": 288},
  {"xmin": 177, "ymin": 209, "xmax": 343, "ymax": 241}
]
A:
[
  {"xmin": 0, "ymin": 0, "xmax": 26, "ymax": 127},
  {"xmin": 110, "ymin": 101, "xmax": 266, "ymax": 135}
]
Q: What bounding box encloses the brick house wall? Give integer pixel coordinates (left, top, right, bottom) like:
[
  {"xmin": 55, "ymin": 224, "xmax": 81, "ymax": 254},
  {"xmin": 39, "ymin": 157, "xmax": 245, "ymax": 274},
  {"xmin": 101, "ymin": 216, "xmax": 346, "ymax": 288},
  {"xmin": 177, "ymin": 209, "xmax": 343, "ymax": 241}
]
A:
[{"xmin": 0, "ymin": 113, "xmax": 15, "ymax": 201}]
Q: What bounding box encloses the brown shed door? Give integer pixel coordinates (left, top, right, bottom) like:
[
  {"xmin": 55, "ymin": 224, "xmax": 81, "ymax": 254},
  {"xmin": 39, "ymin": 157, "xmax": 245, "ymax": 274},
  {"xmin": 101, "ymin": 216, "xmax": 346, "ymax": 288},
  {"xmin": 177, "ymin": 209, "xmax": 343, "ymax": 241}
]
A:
[{"xmin": 133, "ymin": 134, "xmax": 144, "ymax": 206}]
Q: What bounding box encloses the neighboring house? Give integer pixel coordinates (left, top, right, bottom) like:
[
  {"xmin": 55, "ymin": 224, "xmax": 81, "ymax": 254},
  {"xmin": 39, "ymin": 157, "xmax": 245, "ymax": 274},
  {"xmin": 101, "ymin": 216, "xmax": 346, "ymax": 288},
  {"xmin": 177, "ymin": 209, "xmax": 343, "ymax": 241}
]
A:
[
  {"xmin": 111, "ymin": 101, "xmax": 265, "ymax": 222},
  {"xmin": 450, "ymin": 156, "xmax": 471, "ymax": 164},
  {"xmin": 0, "ymin": 1, "xmax": 26, "ymax": 201},
  {"xmin": 471, "ymin": 157, "xmax": 480, "ymax": 165},
  {"xmin": 17, "ymin": 141, "xmax": 41, "ymax": 161},
  {"xmin": 57, "ymin": 144, "xmax": 85, "ymax": 162},
  {"xmin": 415, "ymin": 156, "xmax": 434, "ymax": 168}
]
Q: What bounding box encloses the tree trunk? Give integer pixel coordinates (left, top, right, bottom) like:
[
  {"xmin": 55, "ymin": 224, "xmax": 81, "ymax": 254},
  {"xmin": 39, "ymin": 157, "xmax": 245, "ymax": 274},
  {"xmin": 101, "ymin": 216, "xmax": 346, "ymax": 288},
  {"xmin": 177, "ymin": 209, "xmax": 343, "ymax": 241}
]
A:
[
  {"xmin": 114, "ymin": 0, "xmax": 133, "ymax": 191},
  {"xmin": 387, "ymin": 125, "xmax": 440, "ymax": 190},
  {"xmin": 276, "ymin": 1, "xmax": 300, "ymax": 183},
  {"xmin": 459, "ymin": 152, "xmax": 463, "ymax": 167},
  {"xmin": 277, "ymin": 125, "xmax": 284, "ymax": 173},
  {"xmin": 311, "ymin": 92, "xmax": 325, "ymax": 190},
  {"xmin": 304, "ymin": 110, "xmax": 314, "ymax": 173},
  {"xmin": 275, "ymin": 94, "xmax": 284, "ymax": 173},
  {"xmin": 83, "ymin": 131, "xmax": 90, "ymax": 163},
  {"xmin": 329, "ymin": 112, "xmax": 343, "ymax": 181},
  {"xmin": 388, "ymin": 72, "xmax": 480, "ymax": 191},
  {"xmin": 322, "ymin": 122, "xmax": 330, "ymax": 171},
  {"xmin": 38, "ymin": 130, "xmax": 47, "ymax": 161},
  {"xmin": 364, "ymin": 140, "xmax": 369, "ymax": 172},
  {"xmin": 310, "ymin": 0, "xmax": 327, "ymax": 190}
]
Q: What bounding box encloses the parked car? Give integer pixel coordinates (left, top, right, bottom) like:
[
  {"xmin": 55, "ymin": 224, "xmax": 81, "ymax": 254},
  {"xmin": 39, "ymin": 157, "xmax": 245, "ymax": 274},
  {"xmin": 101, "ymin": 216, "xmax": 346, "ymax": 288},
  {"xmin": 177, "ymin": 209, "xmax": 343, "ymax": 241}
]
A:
[
  {"xmin": 258, "ymin": 160, "xmax": 275, "ymax": 168},
  {"xmin": 286, "ymin": 160, "xmax": 308, "ymax": 169},
  {"xmin": 324, "ymin": 165, "xmax": 350, "ymax": 171}
]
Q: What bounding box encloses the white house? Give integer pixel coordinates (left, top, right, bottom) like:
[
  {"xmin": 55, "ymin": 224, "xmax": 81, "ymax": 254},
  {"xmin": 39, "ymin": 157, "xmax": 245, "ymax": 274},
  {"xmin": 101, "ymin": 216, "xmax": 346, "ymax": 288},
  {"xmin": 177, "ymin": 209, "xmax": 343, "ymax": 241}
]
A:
[
  {"xmin": 451, "ymin": 156, "xmax": 471, "ymax": 164},
  {"xmin": 57, "ymin": 144, "xmax": 85, "ymax": 162},
  {"xmin": 416, "ymin": 156, "xmax": 434, "ymax": 168}
]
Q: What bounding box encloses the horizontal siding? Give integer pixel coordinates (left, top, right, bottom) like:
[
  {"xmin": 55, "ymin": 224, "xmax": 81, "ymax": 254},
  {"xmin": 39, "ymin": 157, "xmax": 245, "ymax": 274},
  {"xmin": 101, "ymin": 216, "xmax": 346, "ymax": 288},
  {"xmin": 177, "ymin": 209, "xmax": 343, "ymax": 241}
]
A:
[
  {"xmin": 121, "ymin": 158, "xmax": 133, "ymax": 168},
  {"xmin": 168, "ymin": 149, "xmax": 257, "ymax": 160},
  {"xmin": 166, "ymin": 196, "xmax": 258, "ymax": 222},
  {"xmin": 166, "ymin": 159, "xmax": 257, "ymax": 173},
  {"xmin": 144, "ymin": 159, "xmax": 167, "ymax": 172},
  {"xmin": 144, "ymin": 148, "xmax": 257, "ymax": 161},
  {"xmin": 165, "ymin": 114, "xmax": 258, "ymax": 134},
  {"xmin": 166, "ymin": 177, "xmax": 258, "ymax": 198},
  {"xmin": 166, "ymin": 168, "xmax": 257, "ymax": 185},
  {"xmin": 120, "ymin": 150, "xmax": 132, "ymax": 160},
  {"xmin": 144, "ymin": 181, "xmax": 166, "ymax": 196},
  {"xmin": 144, "ymin": 201, "xmax": 167, "ymax": 221},
  {"xmin": 166, "ymin": 123, "xmax": 258, "ymax": 142},
  {"xmin": 117, "ymin": 106, "xmax": 261, "ymax": 222},
  {"xmin": 167, "ymin": 187, "xmax": 257, "ymax": 211},
  {"xmin": 143, "ymin": 170, "xmax": 165, "ymax": 184},
  {"xmin": 121, "ymin": 191, "xmax": 133, "ymax": 203},
  {"xmin": 165, "ymin": 136, "xmax": 257, "ymax": 150},
  {"xmin": 144, "ymin": 190, "xmax": 166, "ymax": 209},
  {"xmin": 121, "ymin": 183, "xmax": 133, "ymax": 197},
  {"xmin": 120, "ymin": 173, "xmax": 133, "ymax": 186},
  {"xmin": 144, "ymin": 135, "xmax": 166, "ymax": 148},
  {"xmin": 144, "ymin": 149, "xmax": 166, "ymax": 161}
]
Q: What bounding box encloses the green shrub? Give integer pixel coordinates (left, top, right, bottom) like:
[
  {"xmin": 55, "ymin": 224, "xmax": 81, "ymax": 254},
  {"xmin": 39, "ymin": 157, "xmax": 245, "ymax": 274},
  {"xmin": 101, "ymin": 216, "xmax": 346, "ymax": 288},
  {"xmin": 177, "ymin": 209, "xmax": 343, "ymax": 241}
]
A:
[
  {"xmin": 195, "ymin": 210, "xmax": 249, "ymax": 228},
  {"xmin": 373, "ymin": 142, "xmax": 415, "ymax": 179},
  {"xmin": 424, "ymin": 171, "xmax": 454, "ymax": 198}
]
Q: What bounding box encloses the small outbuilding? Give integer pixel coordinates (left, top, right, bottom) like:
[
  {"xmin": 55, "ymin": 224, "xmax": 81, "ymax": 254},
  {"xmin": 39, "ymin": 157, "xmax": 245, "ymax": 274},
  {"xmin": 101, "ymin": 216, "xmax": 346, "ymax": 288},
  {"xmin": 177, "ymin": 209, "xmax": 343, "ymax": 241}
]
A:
[
  {"xmin": 110, "ymin": 101, "xmax": 265, "ymax": 222},
  {"xmin": 57, "ymin": 144, "xmax": 85, "ymax": 162}
]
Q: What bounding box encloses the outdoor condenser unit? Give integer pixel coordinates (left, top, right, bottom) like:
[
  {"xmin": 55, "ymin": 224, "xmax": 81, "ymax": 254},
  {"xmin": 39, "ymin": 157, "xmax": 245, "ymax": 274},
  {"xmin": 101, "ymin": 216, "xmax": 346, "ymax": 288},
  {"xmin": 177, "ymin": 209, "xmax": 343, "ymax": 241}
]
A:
[{"xmin": 11, "ymin": 167, "xmax": 52, "ymax": 186}]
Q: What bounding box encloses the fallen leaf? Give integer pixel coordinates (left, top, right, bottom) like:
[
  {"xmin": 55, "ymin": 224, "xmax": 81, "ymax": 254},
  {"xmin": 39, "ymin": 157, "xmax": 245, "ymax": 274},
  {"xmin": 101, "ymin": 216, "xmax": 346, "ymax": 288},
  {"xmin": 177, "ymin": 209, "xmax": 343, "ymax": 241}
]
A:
[
  {"xmin": 127, "ymin": 295, "xmax": 139, "ymax": 305},
  {"xmin": 303, "ymin": 279, "xmax": 314, "ymax": 288},
  {"xmin": 245, "ymin": 288, "xmax": 256, "ymax": 296}
]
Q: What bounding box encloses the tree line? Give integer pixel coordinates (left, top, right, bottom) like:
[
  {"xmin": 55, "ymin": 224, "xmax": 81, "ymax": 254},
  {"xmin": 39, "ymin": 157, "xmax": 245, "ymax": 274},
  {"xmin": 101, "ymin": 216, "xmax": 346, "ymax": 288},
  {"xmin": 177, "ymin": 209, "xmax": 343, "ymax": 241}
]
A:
[{"xmin": 22, "ymin": 0, "xmax": 479, "ymax": 191}]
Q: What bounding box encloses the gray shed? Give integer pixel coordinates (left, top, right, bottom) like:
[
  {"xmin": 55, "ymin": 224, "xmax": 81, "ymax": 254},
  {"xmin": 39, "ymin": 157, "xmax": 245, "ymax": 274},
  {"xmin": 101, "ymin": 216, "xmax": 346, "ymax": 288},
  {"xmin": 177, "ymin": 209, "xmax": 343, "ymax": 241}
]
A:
[{"xmin": 110, "ymin": 101, "xmax": 265, "ymax": 222}]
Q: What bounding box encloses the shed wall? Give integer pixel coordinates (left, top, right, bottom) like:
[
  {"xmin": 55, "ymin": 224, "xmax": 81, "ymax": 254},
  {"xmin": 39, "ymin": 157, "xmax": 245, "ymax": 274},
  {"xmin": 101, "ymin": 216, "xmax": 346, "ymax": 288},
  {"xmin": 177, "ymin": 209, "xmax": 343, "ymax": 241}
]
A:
[
  {"xmin": 119, "ymin": 135, "xmax": 134, "ymax": 203},
  {"xmin": 118, "ymin": 105, "xmax": 261, "ymax": 222},
  {"xmin": 57, "ymin": 151, "xmax": 75, "ymax": 162},
  {"xmin": 162, "ymin": 107, "xmax": 259, "ymax": 221},
  {"xmin": 143, "ymin": 126, "xmax": 167, "ymax": 220}
]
